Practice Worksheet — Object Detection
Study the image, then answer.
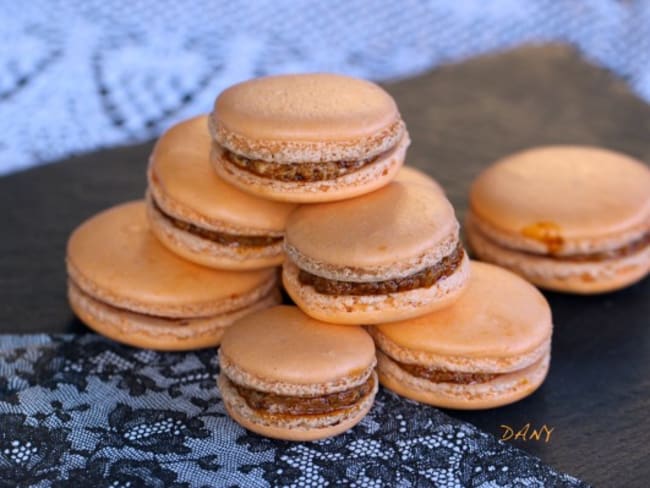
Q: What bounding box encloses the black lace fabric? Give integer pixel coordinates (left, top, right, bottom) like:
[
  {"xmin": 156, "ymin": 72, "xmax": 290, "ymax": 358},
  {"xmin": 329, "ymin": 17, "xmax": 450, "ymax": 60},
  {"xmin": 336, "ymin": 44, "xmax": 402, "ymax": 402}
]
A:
[{"xmin": 0, "ymin": 334, "xmax": 588, "ymax": 487}]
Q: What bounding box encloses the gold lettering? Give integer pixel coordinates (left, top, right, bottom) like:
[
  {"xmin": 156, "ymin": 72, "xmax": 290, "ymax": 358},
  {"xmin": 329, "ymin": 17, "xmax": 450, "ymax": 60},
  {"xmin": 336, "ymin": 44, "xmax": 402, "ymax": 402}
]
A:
[
  {"xmin": 529, "ymin": 427, "xmax": 542, "ymax": 441},
  {"xmin": 500, "ymin": 423, "xmax": 554, "ymax": 442},
  {"xmin": 514, "ymin": 423, "xmax": 530, "ymax": 441},
  {"xmin": 541, "ymin": 425, "xmax": 554, "ymax": 442},
  {"xmin": 500, "ymin": 425, "xmax": 514, "ymax": 441}
]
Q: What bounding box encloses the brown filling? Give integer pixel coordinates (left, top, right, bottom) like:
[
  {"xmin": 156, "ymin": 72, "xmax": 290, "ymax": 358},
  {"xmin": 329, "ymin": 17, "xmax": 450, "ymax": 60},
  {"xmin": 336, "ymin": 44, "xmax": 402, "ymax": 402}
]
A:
[
  {"xmin": 541, "ymin": 231, "xmax": 650, "ymax": 261},
  {"xmin": 154, "ymin": 200, "xmax": 282, "ymax": 248},
  {"xmin": 234, "ymin": 375, "xmax": 375, "ymax": 415},
  {"xmin": 396, "ymin": 361, "xmax": 499, "ymax": 384},
  {"xmin": 223, "ymin": 149, "xmax": 384, "ymax": 182},
  {"xmin": 298, "ymin": 244, "xmax": 464, "ymax": 296}
]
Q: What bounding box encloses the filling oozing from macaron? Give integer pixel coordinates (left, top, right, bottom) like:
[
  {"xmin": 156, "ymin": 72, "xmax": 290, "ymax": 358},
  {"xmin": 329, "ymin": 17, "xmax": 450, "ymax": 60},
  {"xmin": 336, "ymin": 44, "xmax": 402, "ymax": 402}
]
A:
[
  {"xmin": 222, "ymin": 147, "xmax": 386, "ymax": 182},
  {"xmin": 472, "ymin": 216, "xmax": 650, "ymax": 262},
  {"xmin": 297, "ymin": 243, "xmax": 464, "ymax": 295},
  {"xmin": 152, "ymin": 199, "xmax": 282, "ymax": 248},
  {"xmin": 228, "ymin": 374, "xmax": 376, "ymax": 415},
  {"xmin": 518, "ymin": 230, "xmax": 650, "ymax": 261}
]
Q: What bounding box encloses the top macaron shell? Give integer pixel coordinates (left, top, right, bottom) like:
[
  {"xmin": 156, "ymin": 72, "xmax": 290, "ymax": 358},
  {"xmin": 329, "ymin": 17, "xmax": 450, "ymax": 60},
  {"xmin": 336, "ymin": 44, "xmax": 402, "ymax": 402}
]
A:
[
  {"xmin": 148, "ymin": 115, "xmax": 296, "ymax": 235},
  {"xmin": 211, "ymin": 73, "xmax": 404, "ymax": 163},
  {"xmin": 372, "ymin": 261, "xmax": 552, "ymax": 366},
  {"xmin": 219, "ymin": 306, "xmax": 376, "ymax": 392},
  {"xmin": 285, "ymin": 180, "xmax": 458, "ymax": 275},
  {"xmin": 469, "ymin": 146, "xmax": 650, "ymax": 253},
  {"xmin": 67, "ymin": 201, "xmax": 277, "ymax": 318}
]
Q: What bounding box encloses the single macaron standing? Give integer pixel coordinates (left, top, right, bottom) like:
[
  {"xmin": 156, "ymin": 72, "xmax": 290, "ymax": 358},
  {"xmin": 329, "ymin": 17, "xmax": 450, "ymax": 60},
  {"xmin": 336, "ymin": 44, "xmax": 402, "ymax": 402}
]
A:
[
  {"xmin": 282, "ymin": 179, "xmax": 470, "ymax": 324},
  {"xmin": 218, "ymin": 306, "xmax": 378, "ymax": 441},
  {"xmin": 67, "ymin": 201, "xmax": 280, "ymax": 350},
  {"xmin": 466, "ymin": 145, "xmax": 650, "ymax": 293},
  {"xmin": 369, "ymin": 261, "xmax": 552, "ymax": 410},
  {"xmin": 147, "ymin": 115, "xmax": 296, "ymax": 270},
  {"xmin": 209, "ymin": 73, "xmax": 410, "ymax": 203}
]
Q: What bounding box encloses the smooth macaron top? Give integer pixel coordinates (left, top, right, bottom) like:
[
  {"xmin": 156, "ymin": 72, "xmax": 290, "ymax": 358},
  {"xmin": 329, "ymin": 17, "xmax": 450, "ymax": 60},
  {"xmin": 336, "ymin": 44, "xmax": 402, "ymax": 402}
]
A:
[
  {"xmin": 285, "ymin": 181, "xmax": 458, "ymax": 269},
  {"xmin": 67, "ymin": 201, "xmax": 276, "ymax": 315},
  {"xmin": 470, "ymin": 146, "xmax": 650, "ymax": 240},
  {"xmin": 149, "ymin": 115, "xmax": 296, "ymax": 233},
  {"xmin": 373, "ymin": 261, "xmax": 552, "ymax": 358},
  {"xmin": 394, "ymin": 166, "xmax": 444, "ymax": 193},
  {"xmin": 211, "ymin": 73, "xmax": 404, "ymax": 162},
  {"xmin": 220, "ymin": 306, "xmax": 375, "ymax": 386}
]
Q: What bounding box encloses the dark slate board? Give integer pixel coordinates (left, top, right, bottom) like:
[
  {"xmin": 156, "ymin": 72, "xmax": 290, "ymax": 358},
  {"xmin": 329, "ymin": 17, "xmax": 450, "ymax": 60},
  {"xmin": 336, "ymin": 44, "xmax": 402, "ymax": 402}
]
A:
[{"xmin": 1, "ymin": 44, "xmax": 648, "ymax": 487}]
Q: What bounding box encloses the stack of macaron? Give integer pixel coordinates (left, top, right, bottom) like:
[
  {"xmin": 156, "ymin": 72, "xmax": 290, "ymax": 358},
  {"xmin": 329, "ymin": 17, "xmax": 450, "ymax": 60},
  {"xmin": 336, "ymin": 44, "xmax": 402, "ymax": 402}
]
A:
[
  {"xmin": 66, "ymin": 72, "xmax": 650, "ymax": 443},
  {"xmin": 200, "ymin": 74, "xmax": 555, "ymax": 441}
]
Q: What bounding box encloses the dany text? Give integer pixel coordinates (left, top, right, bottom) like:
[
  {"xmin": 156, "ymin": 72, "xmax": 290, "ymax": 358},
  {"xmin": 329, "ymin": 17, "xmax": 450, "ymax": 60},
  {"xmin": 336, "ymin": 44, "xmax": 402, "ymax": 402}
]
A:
[{"xmin": 499, "ymin": 423, "xmax": 554, "ymax": 442}]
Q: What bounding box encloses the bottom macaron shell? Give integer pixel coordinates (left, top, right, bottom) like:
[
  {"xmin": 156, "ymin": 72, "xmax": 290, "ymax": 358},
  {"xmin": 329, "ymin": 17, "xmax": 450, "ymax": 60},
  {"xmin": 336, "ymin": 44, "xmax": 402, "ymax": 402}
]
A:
[
  {"xmin": 69, "ymin": 282, "xmax": 281, "ymax": 351},
  {"xmin": 376, "ymin": 350, "xmax": 550, "ymax": 410},
  {"xmin": 146, "ymin": 196, "xmax": 285, "ymax": 270},
  {"xmin": 282, "ymin": 254, "xmax": 471, "ymax": 325},
  {"xmin": 466, "ymin": 222, "xmax": 650, "ymax": 294},
  {"xmin": 211, "ymin": 136, "xmax": 408, "ymax": 203},
  {"xmin": 218, "ymin": 371, "xmax": 378, "ymax": 442}
]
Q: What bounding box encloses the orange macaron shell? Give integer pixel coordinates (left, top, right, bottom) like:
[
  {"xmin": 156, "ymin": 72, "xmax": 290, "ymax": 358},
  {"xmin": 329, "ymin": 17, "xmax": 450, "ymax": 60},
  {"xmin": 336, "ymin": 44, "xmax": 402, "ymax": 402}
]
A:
[
  {"xmin": 147, "ymin": 115, "xmax": 296, "ymax": 269},
  {"xmin": 467, "ymin": 146, "xmax": 650, "ymax": 292},
  {"xmin": 469, "ymin": 146, "xmax": 650, "ymax": 252},
  {"xmin": 282, "ymin": 181, "xmax": 470, "ymax": 324},
  {"xmin": 369, "ymin": 261, "xmax": 553, "ymax": 409},
  {"xmin": 218, "ymin": 306, "xmax": 378, "ymax": 441},
  {"xmin": 67, "ymin": 201, "xmax": 280, "ymax": 349},
  {"xmin": 210, "ymin": 73, "xmax": 404, "ymax": 163}
]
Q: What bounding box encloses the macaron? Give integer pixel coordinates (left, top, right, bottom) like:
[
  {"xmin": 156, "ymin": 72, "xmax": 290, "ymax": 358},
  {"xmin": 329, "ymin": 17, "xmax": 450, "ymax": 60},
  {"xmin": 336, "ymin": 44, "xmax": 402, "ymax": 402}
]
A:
[
  {"xmin": 369, "ymin": 261, "xmax": 552, "ymax": 410},
  {"xmin": 147, "ymin": 115, "xmax": 296, "ymax": 270},
  {"xmin": 218, "ymin": 306, "xmax": 378, "ymax": 441},
  {"xmin": 466, "ymin": 146, "xmax": 650, "ymax": 293},
  {"xmin": 67, "ymin": 201, "xmax": 280, "ymax": 350},
  {"xmin": 209, "ymin": 73, "xmax": 410, "ymax": 203},
  {"xmin": 282, "ymin": 179, "xmax": 470, "ymax": 324},
  {"xmin": 395, "ymin": 166, "xmax": 444, "ymax": 194}
]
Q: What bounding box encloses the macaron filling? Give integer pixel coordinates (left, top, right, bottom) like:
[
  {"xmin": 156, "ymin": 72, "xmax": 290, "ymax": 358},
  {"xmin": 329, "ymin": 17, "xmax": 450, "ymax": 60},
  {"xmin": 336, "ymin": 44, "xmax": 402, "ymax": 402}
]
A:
[
  {"xmin": 378, "ymin": 349, "xmax": 549, "ymax": 388},
  {"xmin": 228, "ymin": 374, "xmax": 376, "ymax": 416},
  {"xmin": 518, "ymin": 230, "xmax": 650, "ymax": 261},
  {"xmin": 222, "ymin": 146, "xmax": 387, "ymax": 182},
  {"xmin": 297, "ymin": 243, "xmax": 465, "ymax": 295},
  {"xmin": 151, "ymin": 198, "xmax": 282, "ymax": 248},
  {"xmin": 396, "ymin": 361, "xmax": 499, "ymax": 385},
  {"xmin": 470, "ymin": 214, "xmax": 650, "ymax": 262}
]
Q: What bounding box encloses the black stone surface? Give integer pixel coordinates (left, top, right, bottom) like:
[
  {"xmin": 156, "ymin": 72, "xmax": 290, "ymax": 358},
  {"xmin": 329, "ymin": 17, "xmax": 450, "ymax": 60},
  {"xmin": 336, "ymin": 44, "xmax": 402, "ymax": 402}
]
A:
[{"xmin": 1, "ymin": 45, "xmax": 648, "ymax": 486}]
